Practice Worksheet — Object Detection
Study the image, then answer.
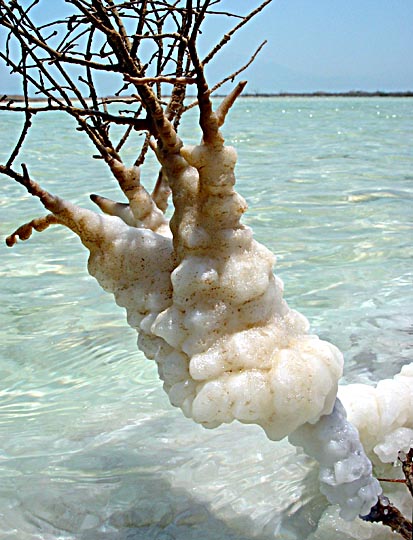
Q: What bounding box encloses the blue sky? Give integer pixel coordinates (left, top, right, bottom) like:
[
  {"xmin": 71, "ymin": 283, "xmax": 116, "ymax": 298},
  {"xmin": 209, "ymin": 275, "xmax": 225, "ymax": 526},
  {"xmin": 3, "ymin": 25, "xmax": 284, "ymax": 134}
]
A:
[
  {"xmin": 1, "ymin": 0, "xmax": 412, "ymax": 94},
  {"xmin": 204, "ymin": 0, "xmax": 413, "ymax": 93}
]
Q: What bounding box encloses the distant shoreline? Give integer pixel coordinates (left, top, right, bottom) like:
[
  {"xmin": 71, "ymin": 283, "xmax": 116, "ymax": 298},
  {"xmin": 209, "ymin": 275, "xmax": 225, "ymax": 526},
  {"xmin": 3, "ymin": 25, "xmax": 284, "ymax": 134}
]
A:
[
  {"xmin": 240, "ymin": 91, "xmax": 413, "ymax": 98},
  {"xmin": 3, "ymin": 90, "xmax": 413, "ymax": 103}
]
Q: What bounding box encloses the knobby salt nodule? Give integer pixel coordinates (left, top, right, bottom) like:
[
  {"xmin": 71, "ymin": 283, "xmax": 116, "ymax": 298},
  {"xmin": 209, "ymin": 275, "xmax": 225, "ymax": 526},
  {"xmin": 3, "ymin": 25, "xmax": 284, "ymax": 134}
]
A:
[{"xmin": 0, "ymin": 1, "xmax": 412, "ymax": 538}]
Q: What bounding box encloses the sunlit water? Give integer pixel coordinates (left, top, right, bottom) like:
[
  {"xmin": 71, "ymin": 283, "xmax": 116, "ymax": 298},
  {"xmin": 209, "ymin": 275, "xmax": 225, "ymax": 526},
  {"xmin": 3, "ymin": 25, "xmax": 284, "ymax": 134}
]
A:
[{"xmin": 0, "ymin": 98, "xmax": 412, "ymax": 539}]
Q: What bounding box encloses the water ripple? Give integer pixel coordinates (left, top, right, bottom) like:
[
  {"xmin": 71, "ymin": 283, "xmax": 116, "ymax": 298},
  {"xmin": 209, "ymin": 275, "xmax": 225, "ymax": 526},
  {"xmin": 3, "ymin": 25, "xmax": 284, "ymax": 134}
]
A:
[{"xmin": 1, "ymin": 98, "xmax": 412, "ymax": 539}]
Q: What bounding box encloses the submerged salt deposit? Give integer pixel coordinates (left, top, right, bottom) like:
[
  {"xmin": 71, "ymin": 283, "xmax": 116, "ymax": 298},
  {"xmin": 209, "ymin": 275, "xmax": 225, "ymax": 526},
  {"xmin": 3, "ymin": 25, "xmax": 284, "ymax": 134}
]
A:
[
  {"xmin": 13, "ymin": 137, "xmax": 343, "ymax": 443},
  {"xmin": 339, "ymin": 363, "xmax": 413, "ymax": 465},
  {"xmin": 290, "ymin": 399, "xmax": 382, "ymax": 520},
  {"xmin": 6, "ymin": 84, "xmax": 412, "ymax": 526},
  {"xmin": 2, "ymin": 97, "xmax": 412, "ymax": 539}
]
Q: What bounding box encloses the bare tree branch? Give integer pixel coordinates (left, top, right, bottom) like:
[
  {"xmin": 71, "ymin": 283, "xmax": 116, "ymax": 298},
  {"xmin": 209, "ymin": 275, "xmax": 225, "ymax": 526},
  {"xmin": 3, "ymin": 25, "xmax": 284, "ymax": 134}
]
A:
[
  {"xmin": 124, "ymin": 75, "xmax": 197, "ymax": 85},
  {"xmin": 6, "ymin": 213, "xmax": 61, "ymax": 246},
  {"xmin": 202, "ymin": 0, "xmax": 273, "ymax": 67},
  {"xmin": 1, "ymin": 0, "xmax": 272, "ymax": 234},
  {"xmin": 6, "ymin": 45, "xmax": 32, "ymax": 167}
]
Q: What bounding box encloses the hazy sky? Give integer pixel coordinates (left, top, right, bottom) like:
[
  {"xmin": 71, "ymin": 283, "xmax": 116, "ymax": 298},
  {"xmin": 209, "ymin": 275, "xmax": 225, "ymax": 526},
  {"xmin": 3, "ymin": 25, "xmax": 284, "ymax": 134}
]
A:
[
  {"xmin": 1, "ymin": 0, "xmax": 412, "ymax": 94},
  {"xmin": 205, "ymin": 0, "xmax": 413, "ymax": 93}
]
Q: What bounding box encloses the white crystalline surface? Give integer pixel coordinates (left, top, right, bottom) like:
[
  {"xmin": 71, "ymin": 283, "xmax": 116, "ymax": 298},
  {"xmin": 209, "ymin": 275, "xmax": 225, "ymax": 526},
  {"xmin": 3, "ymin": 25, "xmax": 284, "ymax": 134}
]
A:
[
  {"xmin": 64, "ymin": 141, "xmax": 344, "ymax": 442},
  {"xmin": 289, "ymin": 399, "xmax": 382, "ymax": 521},
  {"xmin": 289, "ymin": 364, "xmax": 413, "ymax": 521},
  {"xmin": 8, "ymin": 87, "xmax": 412, "ymax": 531},
  {"xmin": 338, "ymin": 363, "xmax": 413, "ymax": 464}
]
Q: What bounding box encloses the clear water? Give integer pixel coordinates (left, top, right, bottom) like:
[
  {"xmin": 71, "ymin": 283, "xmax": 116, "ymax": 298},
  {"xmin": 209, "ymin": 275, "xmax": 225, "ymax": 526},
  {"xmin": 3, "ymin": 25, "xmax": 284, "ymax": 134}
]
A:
[{"xmin": 0, "ymin": 98, "xmax": 412, "ymax": 539}]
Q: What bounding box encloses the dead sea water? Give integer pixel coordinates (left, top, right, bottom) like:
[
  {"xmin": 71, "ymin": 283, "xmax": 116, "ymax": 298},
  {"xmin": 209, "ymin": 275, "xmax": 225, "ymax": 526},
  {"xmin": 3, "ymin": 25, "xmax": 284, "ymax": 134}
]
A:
[{"xmin": 0, "ymin": 98, "xmax": 412, "ymax": 539}]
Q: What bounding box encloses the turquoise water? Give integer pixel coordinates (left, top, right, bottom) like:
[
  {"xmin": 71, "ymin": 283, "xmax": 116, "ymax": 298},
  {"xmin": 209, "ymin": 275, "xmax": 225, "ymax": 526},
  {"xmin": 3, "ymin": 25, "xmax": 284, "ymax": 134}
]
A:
[{"xmin": 0, "ymin": 98, "xmax": 412, "ymax": 539}]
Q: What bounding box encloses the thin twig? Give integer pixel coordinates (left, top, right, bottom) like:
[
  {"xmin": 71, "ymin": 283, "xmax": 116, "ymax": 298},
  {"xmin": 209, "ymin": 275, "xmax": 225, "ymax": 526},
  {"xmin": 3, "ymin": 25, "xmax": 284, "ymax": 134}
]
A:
[
  {"xmin": 184, "ymin": 40, "xmax": 266, "ymax": 113},
  {"xmin": 6, "ymin": 45, "xmax": 32, "ymax": 168},
  {"xmin": 202, "ymin": 0, "xmax": 272, "ymax": 67},
  {"xmin": 124, "ymin": 75, "xmax": 197, "ymax": 85}
]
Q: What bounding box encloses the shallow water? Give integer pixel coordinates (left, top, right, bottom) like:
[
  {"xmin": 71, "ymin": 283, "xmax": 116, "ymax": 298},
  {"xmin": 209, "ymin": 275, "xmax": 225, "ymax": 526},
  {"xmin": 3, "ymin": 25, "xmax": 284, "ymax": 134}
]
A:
[{"xmin": 0, "ymin": 98, "xmax": 412, "ymax": 539}]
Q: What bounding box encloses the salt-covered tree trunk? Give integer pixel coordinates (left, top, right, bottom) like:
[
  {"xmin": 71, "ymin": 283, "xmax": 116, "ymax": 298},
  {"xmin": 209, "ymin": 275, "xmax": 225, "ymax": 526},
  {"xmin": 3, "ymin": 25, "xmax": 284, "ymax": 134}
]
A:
[{"xmin": 0, "ymin": 1, "xmax": 411, "ymax": 537}]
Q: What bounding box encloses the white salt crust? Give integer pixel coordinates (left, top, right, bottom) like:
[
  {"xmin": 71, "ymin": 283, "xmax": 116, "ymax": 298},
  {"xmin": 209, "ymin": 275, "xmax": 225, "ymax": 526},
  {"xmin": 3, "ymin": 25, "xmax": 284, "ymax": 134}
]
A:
[
  {"xmin": 69, "ymin": 143, "xmax": 344, "ymax": 443},
  {"xmin": 289, "ymin": 399, "xmax": 382, "ymax": 521},
  {"xmin": 338, "ymin": 363, "xmax": 413, "ymax": 464},
  {"xmin": 39, "ymin": 136, "xmax": 413, "ymax": 523}
]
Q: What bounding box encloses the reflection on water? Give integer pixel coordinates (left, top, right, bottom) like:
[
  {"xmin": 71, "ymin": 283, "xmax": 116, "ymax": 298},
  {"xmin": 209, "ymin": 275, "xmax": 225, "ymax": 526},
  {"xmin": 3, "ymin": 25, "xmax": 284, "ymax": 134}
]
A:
[{"xmin": 0, "ymin": 98, "xmax": 412, "ymax": 539}]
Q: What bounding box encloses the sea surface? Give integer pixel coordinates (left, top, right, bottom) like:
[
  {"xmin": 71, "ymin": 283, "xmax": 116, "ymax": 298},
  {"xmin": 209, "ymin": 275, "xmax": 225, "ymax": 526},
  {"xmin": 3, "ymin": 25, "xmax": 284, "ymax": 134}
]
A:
[{"xmin": 0, "ymin": 98, "xmax": 412, "ymax": 539}]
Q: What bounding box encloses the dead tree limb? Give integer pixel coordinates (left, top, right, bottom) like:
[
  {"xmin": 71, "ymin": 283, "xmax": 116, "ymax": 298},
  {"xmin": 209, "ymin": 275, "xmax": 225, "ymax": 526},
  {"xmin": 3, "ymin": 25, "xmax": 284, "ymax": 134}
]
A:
[{"xmin": 1, "ymin": 0, "xmax": 271, "ymax": 237}]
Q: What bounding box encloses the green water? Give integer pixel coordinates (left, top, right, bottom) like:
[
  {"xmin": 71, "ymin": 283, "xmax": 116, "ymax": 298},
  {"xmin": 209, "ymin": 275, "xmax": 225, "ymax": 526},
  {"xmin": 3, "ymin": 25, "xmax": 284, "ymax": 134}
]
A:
[{"xmin": 0, "ymin": 98, "xmax": 412, "ymax": 539}]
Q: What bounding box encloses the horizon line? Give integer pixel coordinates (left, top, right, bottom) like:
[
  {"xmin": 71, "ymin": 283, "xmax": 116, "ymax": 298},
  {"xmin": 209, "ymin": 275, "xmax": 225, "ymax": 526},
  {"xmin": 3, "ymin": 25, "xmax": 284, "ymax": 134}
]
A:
[{"xmin": 2, "ymin": 90, "xmax": 413, "ymax": 103}]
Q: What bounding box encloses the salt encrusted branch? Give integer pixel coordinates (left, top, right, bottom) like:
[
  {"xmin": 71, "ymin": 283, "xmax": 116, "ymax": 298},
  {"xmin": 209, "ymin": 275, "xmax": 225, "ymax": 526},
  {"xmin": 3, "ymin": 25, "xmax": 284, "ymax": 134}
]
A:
[
  {"xmin": 216, "ymin": 80, "xmax": 248, "ymax": 127},
  {"xmin": 6, "ymin": 214, "xmax": 61, "ymax": 247},
  {"xmin": 187, "ymin": 37, "xmax": 220, "ymax": 145},
  {"xmin": 151, "ymin": 169, "xmax": 171, "ymax": 213},
  {"xmin": 0, "ymin": 163, "xmax": 121, "ymax": 250},
  {"xmin": 90, "ymin": 157, "xmax": 169, "ymax": 234},
  {"xmin": 0, "ymin": 164, "xmax": 63, "ymax": 212},
  {"xmin": 70, "ymin": 6, "xmax": 179, "ymax": 154},
  {"xmin": 3, "ymin": 3, "xmax": 413, "ymax": 536},
  {"xmin": 90, "ymin": 194, "xmax": 136, "ymax": 227},
  {"xmin": 362, "ymin": 496, "xmax": 412, "ymax": 540},
  {"xmin": 400, "ymin": 448, "xmax": 413, "ymax": 497},
  {"xmin": 1, "ymin": 0, "xmax": 270, "ymax": 170},
  {"xmin": 0, "ymin": 163, "xmax": 88, "ymax": 242}
]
